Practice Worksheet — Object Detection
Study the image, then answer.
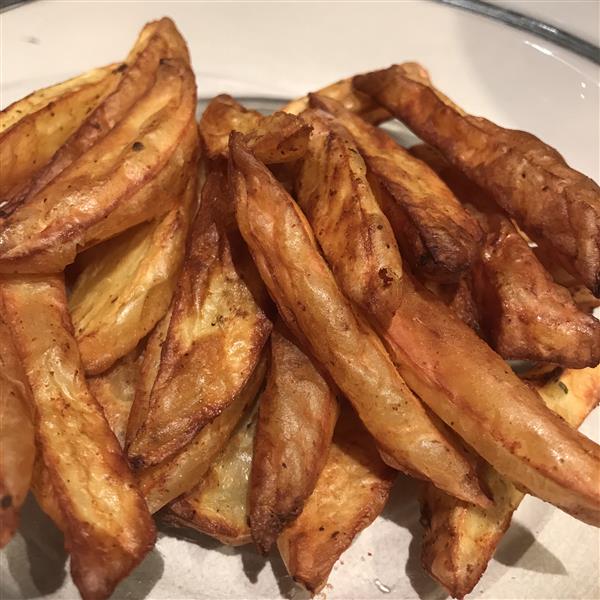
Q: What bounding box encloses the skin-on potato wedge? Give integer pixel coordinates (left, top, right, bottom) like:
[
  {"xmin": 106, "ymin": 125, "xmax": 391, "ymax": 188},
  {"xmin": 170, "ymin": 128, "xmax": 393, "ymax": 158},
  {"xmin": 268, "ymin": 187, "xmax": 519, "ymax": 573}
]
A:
[
  {"xmin": 277, "ymin": 407, "xmax": 396, "ymax": 594},
  {"xmin": 421, "ymin": 366, "xmax": 600, "ymax": 599},
  {"xmin": 354, "ymin": 64, "xmax": 600, "ymax": 295},
  {"xmin": 127, "ymin": 171, "xmax": 272, "ymax": 467},
  {"xmin": 0, "ymin": 58, "xmax": 198, "ymax": 274},
  {"xmin": 309, "ymin": 94, "xmax": 483, "ymax": 282},
  {"xmin": 137, "ymin": 354, "xmax": 266, "ymax": 514},
  {"xmin": 69, "ymin": 173, "xmax": 196, "ymax": 375},
  {"xmin": 0, "ymin": 64, "xmax": 122, "ymax": 202},
  {"xmin": 0, "ymin": 307, "xmax": 35, "ymax": 548},
  {"xmin": 88, "ymin": 346, "xmax": 143, "ymax": 448},
  {"xmin": 199, "ymin": 94, "xmax": 310, "ymax": 163},
  {"xmin": 230, "ymin": 134, "xmax": 488, "ymax": 507},
  {"xmin": 7, "ymin": 17, "xmax": 191, "ymax": 210},
  {"xmin": 166, "ymin": 405, "xmax": 258, "ymax": 546},
  {"xmin": 1, "ymin": 274, "xmax": 155, "ymax": 600},
  {"xmin": 249, "ymin": 327, "xmax": 339, "ymax": 554},
  {"xmin": 470, "ymin": 210, "xmax": 600, "ymax": 368}
]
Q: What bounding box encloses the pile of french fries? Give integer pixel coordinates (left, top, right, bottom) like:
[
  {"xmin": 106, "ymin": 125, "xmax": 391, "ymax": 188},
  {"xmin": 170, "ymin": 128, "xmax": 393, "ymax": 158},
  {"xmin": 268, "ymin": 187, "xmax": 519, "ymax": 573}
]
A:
[{"xmin": 1, "ymin": 17, "xmax": 599, "ymax": 600}]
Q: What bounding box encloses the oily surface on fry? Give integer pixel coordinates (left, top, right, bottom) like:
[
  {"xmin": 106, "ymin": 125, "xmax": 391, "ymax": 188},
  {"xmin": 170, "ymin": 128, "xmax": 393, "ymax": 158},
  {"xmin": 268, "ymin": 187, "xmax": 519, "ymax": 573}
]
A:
[
  {"xmin": 278, "ymin": 407, "xmax": 395, "ymax": 593},
  {"xmin": 249, "ymin": 327, "xmax": 339, "ymax": 554},
  {"xmin": 128, "ymin": 171, "xmax": 271, "ymax": 467},
  {"xmin": 1, "ymin": 275, "xmax": 155, "ymax": 600}
]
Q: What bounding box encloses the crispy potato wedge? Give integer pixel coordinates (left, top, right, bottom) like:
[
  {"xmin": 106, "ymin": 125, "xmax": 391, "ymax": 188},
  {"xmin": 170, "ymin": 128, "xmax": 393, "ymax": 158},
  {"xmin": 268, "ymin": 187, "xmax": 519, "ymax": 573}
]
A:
[
  {"xmin": 282, "ymin": 77, "xmax": 391, "ymax": 124},
  {"xmin": 137, "ymin": 354, "xmax": 266, "ymax": 514},
  {"xmin": 1, "ymin": 274, "xmax": 155, "ymax": 600},
  {"xmin": 0, "ymin": 307, "xmax": 35, "ymax": 547},
  {"xmin": 249, "ymin": 327, "xmax": 339, "ymax": 554},
  {"xmin": 8, "ymin": 18, "xmax": 191, "ymax": 209},
  {"xmin": 127, "ymin": 171, "xmax": 271, "ymax": 467},
  {"xmin": 230, "ymin": 134, "xmax": 487, "ymax": 507},
  {"xmin": 0, "ymin": 58, "xmax": 198, "ymax": 274},
  {"xmin": 125, "ymin": 308, "xmax": 173, "ymax": 449},
  {"xmin": 199, "ymin": 94, "xmax": 310, "ymax": 162},
  {"xmin": 88, "ymin": 346, "xmax": 143, "ymax": 448},
  {"xmin": 354, "ymin": 64, "xmax": 600, "ymax": 294},
  {"xmin": 421, "ymin": 366, "xmax": 600, "ymax": 599},
  {"xmin": 0, "ymin": 65, "xmax": 122, "ymax": 201},
  {"xmin": 277, "ymin": 407, "xmax": 396, "ymax": 593},
  {"xmin": 30, "ymin": 458, "xmax": 66, "ymax": 532},
  {"xmin": 380, "ymin": 273, "xmax": 600, "ymax": 524},
  {"xmin": 166, "ymin": 404, "xmax": 258, "ymax": 546},
  {"xmin": 470, "ymin": 211, "xmax": 600, "ymax": 367},
  {"xmin": 69, "ymin": 173, "xmax": 196, "ymax": 375},
  {"xmin": 309, "ymin": 94, "xmax": 483, "ymax": 282}
]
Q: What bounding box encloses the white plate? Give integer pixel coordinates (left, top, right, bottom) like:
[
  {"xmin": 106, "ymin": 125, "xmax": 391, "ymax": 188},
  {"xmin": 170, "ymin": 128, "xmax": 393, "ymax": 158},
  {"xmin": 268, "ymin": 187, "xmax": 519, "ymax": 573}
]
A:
[{"xmin": 1, "ymin": 2, "xmax": 599, "ymax": 599}]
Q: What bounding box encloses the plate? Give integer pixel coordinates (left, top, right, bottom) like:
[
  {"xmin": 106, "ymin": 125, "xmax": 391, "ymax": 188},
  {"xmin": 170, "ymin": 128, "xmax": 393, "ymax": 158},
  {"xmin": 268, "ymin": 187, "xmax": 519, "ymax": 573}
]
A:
[{"xmin": 1, "ymin": 2, "xmax": 598, "ymax": 599}]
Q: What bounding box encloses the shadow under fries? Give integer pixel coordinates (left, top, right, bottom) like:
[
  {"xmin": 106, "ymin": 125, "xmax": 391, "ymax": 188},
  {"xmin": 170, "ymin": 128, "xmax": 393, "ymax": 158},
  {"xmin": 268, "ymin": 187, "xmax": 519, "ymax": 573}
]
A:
[
  {"xmin": 4, "ymin": 494, "xmax": 67, "ymax": 599},
  {"xmin": 111, "ymin": 548, "xmax": 165, "ymax": 600}
]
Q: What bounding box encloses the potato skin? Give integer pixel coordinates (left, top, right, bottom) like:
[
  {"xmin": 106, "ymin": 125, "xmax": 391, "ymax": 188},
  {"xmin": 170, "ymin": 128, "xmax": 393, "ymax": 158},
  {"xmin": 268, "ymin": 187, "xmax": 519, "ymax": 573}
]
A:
[
  {"xmin": 277, "ymin": 407, "xmax": 395, "ymax": 593},
  {"xmin": 421, "ymin": 366, "xmax": 600, "ymax": 599},
  {"xmin": 249, "ymin": 327, "xmax": 339, "ymax": 554},
  {"xmin": 1, "ymin": 275, "xmax": 155, "ymax": 600}
]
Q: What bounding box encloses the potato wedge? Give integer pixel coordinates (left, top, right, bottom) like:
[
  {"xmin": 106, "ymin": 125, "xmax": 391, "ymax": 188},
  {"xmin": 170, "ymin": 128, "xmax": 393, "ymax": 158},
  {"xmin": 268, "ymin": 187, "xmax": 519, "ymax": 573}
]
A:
[
  {"xmin": 354, "ymin": 64, "xmax": 600, "ymax": 294},
  {"xmin": 421, "ymin": 366, "xmax": 600, "ymax": 599},
  {"xmin": 127, "ymin": 171, "xmax": 271, "ymax": 467},
  {"xmin": 0, "ymin": 64, "xmax": 122, "ymax": 201},
  {"xmin": 249, "ymin": 327, "xmax": 339, "ymax": 554},
  {"xmin": 30, "ymin": 458, "xmax": 66, "ymax": 532},
  {"xmin": 8, "ymin": 17, "xmax": 191, "ymax": 209},
  {"xmin": 69, "ymin": 173, "xmax": 196, "ymax": 375},
  {"xmin": 0, "ymin": 58, "xmax": 198, "ymax": 274},
  {"xmin": 199, "ymin": 94, "xmax": 310, "ymax": 162},
  {"xmin": 88, "ymin": 346, "xmax": 143, "ymax": 448},
  {"xmin": 166, "ymin": 404, "xmax": 258, "ymax": 546},
  {"xmin": 0, "ymin": 274, "xmax": 155, "ymax": 600},
  {"xmin": 277, "ymin": 407, "xmax": 395, "ymax": 593},
  {"xmin": 309, "ymin": 94, "xmax": 483, "ymax": 282},
  {"xmin": 0, "ymin": 307, "xmax": 35, "ymax": 547},
  {"xmin": 229, "ymin": 134, "xmax": 487, "ymax": 507},
  {"xmin": 137, "ymin": 354, "xmax": 267, "ymax": 514},
  {"xmin": 470, "ymin": 211, "xmax": 600, "ymax": 367}
]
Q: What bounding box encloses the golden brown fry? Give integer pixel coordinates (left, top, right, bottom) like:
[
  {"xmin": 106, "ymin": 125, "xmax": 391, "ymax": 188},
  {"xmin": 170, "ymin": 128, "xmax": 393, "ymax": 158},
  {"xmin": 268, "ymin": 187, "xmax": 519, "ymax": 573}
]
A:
[
  {"xmin": 0, "ymin": 65, "xmax": 122, "ymax": 201},
  {"xmin": 1, "ymin": 274, "xmax": 155, "ymax": 600},
  {"xmin": 282, "ymin": 77, "xmax": 391, "ymax": 124},
  {"xmin": 230, "ymin": 134, "xmax": 488, "ymax": 507},
  {"xmin": 127, "ymin": 171, "xmax": 271, "ymax": 467},
  {"xmin": 125, "ymin": 308, "xmax": 173, "ymax": 449},
  {"xmin": 249, "ymin": 327, "xmax": 339, "ymax": 554},
  {"xmin": 0, "ymin": 307, "xmax": 35, "ymax": 548},
  {"xmin": 0, "ymin": 58, "xmax": 197, "ymax": 274},
  {"xmin": 309, "ymin": 94, "xmax": 483, "ymax": 281},
  {"xmin": 69, "ymin": 173, "xmax": 196, "ymax": 375},
  {"xmin": 277, "ymin": 407, "xmax": 395, "ymax": 593},
  {"xmin": 166, "ymin": 405, "xmax": 258, "ymax": 546},
  {"xmin": 354, "ymin": 64, "xmax": 600, "ymax": 294},
  {"xmin": 88, "ymin": 347, "xmax": 143, "ymax": 448},
  {"xmin": 421, "ymin": 366, "xmax": 600, "ymax": 599},
  {"xmin": 30, "ymin": 458, "xmax": 66, "ymax": 532},
  {"xmin": 199, "ymin": 94, "xmax": 310, "ymax": 162},
  {"xmin": 470, "ymin": 211, "xmax": 600, "ymax": 367},
  {"xmin": 137, "ymin": 354, "xmax": 266, "ymax": 514}
]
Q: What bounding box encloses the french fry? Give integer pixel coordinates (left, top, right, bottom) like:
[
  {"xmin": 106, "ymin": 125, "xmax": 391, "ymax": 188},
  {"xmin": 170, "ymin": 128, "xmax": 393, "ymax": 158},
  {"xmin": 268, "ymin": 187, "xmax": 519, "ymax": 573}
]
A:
[
  {"xmin": 1, "ymin": 274, "xmax": 155, "ymax": 600},
  {"xmin": 69, "ymin": 173, "xmax": 196, "ymax": 375},
  {"xmin": 229, "ymin": 134, "xmax": 488, "ymax": 507},
  {"xmin": 0, "ymin": 307, "xmax": 35, "ymax": 547},
  {"xmin": 277, "ymin": 406, "xmax": 395, "ymax": 593},
  {"xmin": 166, "ymin": 405, "xmax": 258, "ymax": 546},
  {"xmin": 137, "ymin": 354, "xmax": 267, "ymax": 514},
  {"xmin": 354, "ymin": 64, "xmax": 600, "ymax": 294},
  {"xmin": 421, "ymin": 366, "xmax": 600, "ymax": 599},
  {"xmin": 127, "ymin": 170, "xmax": 271, "ymax": 467},
  {"xmin": 249, "ymin": 327, "xmax": 339, "ymax": 554},
  {"xmin": 309, "ymin": 94, "xmax": 483, "ymax": 281}
]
